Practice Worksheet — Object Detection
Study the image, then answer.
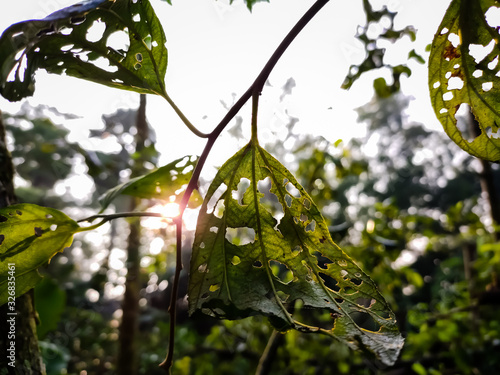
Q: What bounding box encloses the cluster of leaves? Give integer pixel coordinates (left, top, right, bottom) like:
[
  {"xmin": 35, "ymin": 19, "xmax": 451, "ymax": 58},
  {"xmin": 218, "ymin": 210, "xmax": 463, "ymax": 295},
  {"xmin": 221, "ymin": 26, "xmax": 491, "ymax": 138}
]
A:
[
  {"xmin": 0, "ymin": 0, "xmax": 405, "ymax": 369},
  {"xmin": 2, "ymin": 0, "xmax": 500, "ymax": 372}
]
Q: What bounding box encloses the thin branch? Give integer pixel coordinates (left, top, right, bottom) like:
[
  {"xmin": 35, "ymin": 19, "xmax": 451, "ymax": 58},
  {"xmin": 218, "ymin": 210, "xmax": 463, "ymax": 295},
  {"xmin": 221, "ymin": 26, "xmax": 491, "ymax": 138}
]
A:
[
  {"xmin": 162, "ymin": 91, "xmax": 210, "ymax": 138},
  {"xmin": 161, "ymin": 0, "xmax": 331, "ymax": 372},
  {"xmin": 159, "ymin": 217, "xmax": 183, "ymax": 373},
  {"xmin": 78, "ymin": 211, "xmax": 165, "ymax": 223}
]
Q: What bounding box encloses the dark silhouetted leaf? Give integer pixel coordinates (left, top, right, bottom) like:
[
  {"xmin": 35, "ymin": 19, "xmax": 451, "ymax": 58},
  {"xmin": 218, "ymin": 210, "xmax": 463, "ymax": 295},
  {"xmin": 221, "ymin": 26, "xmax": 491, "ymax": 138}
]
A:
[
  {"xmin": 429, "ymin": 0, "xmax": 500, "ymax": 161},
  {"xmin": 0, "ymin": 204, "xmax": 80, "ymax": 305},
  {"xmin": 99, "ymin": 155, "xmax": 201, "ymax": 210},
  {"xmin": 0, "ymin": 0, "xmax": 168, "ymax": 101},
  {"xmin": 189, "ymin": 142, "xmax": 403, "ymax": 366}
]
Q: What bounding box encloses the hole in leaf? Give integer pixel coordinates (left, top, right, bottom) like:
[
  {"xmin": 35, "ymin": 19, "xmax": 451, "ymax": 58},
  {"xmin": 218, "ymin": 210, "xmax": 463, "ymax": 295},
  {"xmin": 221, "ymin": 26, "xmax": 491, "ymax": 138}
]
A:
[
  {"xmin": 199, "ymin": 242, "xmax": 205, "ymax": 249},
  {"xmin": 231, "ymin": 256, "xmax": 241, "ymax": 265},
  {"xmin": 132, "ymin": 13, "xmax": 141, "ymax": 22},
  {"xmin": 486, "ymin": 126, "xmax": 500, "ymax": 139},
  {"xmin": 225, "ymin": 227, "xmax": 255, "ymax": 246},
  {"xmin": 433, "ymin": 81, "xmax": 440, "ymax": 88},
  {"xmin": 270, "ymin": 260, "xmax": 293, "ymax": 283},
  {"xmin": 134, "ymin": 63, "xmax": 142, "ymax": 70},
  {"xmin": 469, "ymin": 41, "xmax": 495, "ymax": 64},
  {"xmin": 291, "ymin": 246, "xmax": 302, "ymax": 256},
  {"xmin": 314, "ymin": 251, "xmax": 333, "ymax": 269},
  {"xmin": 318, "ymin": 272, "xmax": 340, "ymax": 291},
  {"xmin": 284, "ymin": 194, "xmax": 292, "ymax": 208},
  {"xmin": 86, "ymin": 20, "xmax": 106, "ymax": 43},
  {"xmin": 285, "ymin": 182, "xmax": 301, "ymax": 198},
  {"xmin": 16, "ymin": 210, "xmax": 22, "ymax": 215},
  {"xmin": 447, "ymin": 33, "xmax": 460, "ymax": 47},
  {"xmin": 482, "ymin": 82, "xmax": 493, "ymax": 92},
  {"xmin": 335, "ymin": 298, "xmax": 344, "ymax": 304},
  {"xmin": 201, "ymin": 293, "xmax": 209, "ymax": 299},
  {"xmin": 198, "ymin": 263, "xmax": 208, "ymax": 273},
  {"xmin": 50, "ymin": 224, "xmax": 58, "ymax": 231},
  {"xmin": 300, "ymin": 214, "xmax": 308, "ymax": 222},
  {"xmin": 447, "ymin": 76, "xmax": 464, "ymax": 90},
  {"xmin": 354, "ymin": 312, "xmax": 381, "ymax": 332},
  {"xmin": 232, "ymin": 178, "xmax": 250, "ymax": 205},
  {"xmin": 276, "ymin": 290, "xmax": 289, "ymax": 302},
  {"xmin": 442, "ymin": 92, "xmax": 454, "ymax": 101},
  {"xmin": 70, "ymin": 16, "xmax": 86, "ymax": 25},
  {"xmin": 303, "ymin": 198, "xmax": 311, "ymax": 210},
  {"xmin": 340, "ymin": 269, "xmax": 348, "ymax": 278},
  {"xmin": 343, "ymin": 286, "xmax": 357, "ymax": 295},
  {"xmin": 107, "ymin": 30, "xmax": 130, "ymax": 52},
  {"xmin": 356, "ymin": 297, "xmax": 372, "ymax": 308},
  {"xmin": 305, "ymin": 220, "xmax": 316, "ymax": 232},
  {"xmin": 213, "ymin": 200, "xmax": 225, "ymax": 219},
  {"xmin": 253, "ymin": 260, "xmax": 263, "ymax": 268},
  {"xmin": 0, "ymin": 234, "xmax": 4, "ymax": 245},
  {"xmin": 351, "ymin": 278, "xmax": 362, "ymax": 286},
  {"xmin": 143, "ymin": 35, "xmax": 152, "ymax": 50},
  {"xmin": 209, "ymin": 227, "xmax": 218, "ymax": 234},
  {"xmin": 34, "ymin": 227, "xmax": 43, "ymax": 237},
  {"xmin": 135, "ymin": 53, "xmax": 143, "ymax": 62},
  {"xmin": 206, "ymin": 184, "xmax": 227, "ymax": 214},
  {"xmin": 209, "ymin": 284, "xmax": 220, "ymax": 292},
  {"xmin": 0, "ymin": 215, "xmax": 8, "ymax": 222},
  {"xmin": 59, "ymin": 27, "xmax": 72, "ymax": 36},
  {"xmin": 473, "ymin": 69, "xmax": 483, "ymax": 78}
]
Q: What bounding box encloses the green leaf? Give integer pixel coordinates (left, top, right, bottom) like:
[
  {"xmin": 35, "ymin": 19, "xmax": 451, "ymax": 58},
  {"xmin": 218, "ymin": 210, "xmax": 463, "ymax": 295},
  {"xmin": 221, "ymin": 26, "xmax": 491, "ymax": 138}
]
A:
[
  {"xmin": 429, "ymin": 0, "xmax": 500, "ymax": 161},
  {"xmin": 34, "ymin": 277, "xmax": 67, "ymax": 338},
  {"xmin": 99, "ymin": 155, "xmax": 201, "ymax": 210},
  {"xmin": 0, "ymin": 204, "xmax": 80, "ymax": 306},
  {"xmin": 0, "ymin": 0, "xmax": 168, "ymax": 101},
  {"xmin": 189, "ymin": 143, "xmax": 404, "ymax": 366}
]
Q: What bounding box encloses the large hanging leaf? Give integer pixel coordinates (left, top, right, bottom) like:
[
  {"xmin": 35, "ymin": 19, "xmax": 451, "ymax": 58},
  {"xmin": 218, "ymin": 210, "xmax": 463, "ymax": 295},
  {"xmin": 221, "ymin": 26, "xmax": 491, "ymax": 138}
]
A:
[
  {"xmin": 99, "ymin": 155, "xmax": 201, "ymax": 210},
  {"xmin": 0, "ymin": 204, "xmax": 80, "ymax": 306},
  {"xmin": 429, "ymin": 0, "xmax": 500, "ymax": 161},
  {"xmin": 189, "ymin": 142, "xmax": 403, "ymax": 366},
  {"xmin": 0, "ymin": 0, "xmax": 168, "ymax": 101}
]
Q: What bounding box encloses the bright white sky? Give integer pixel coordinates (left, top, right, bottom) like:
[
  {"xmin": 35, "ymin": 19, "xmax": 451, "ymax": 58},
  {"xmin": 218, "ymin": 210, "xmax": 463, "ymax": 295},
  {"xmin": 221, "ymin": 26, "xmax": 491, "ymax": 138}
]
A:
[{"xmin": 0, "ymin": 0, "xmax": 450, "ymax": 172}]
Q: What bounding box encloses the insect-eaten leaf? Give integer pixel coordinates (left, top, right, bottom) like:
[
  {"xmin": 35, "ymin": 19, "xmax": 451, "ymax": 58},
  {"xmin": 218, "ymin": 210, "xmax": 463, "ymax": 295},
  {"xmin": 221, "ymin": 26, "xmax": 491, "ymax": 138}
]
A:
[
  {"xmin": 0, "ymin": 204, "xmax": 80, "ymax": 306},
  {"xmin": 99, "ymin": 155, "xmax": 201, "ymax": 211},
  {"xmin": 189, "ymin": 143, "xmax": 404, "ymax": 366},
  {"xmin": 0, "ymin": 0, "xmax": 168, "ymax": 101},
  {"xmin": 429, "ymin": 0, "xmax": 500, "ymax": 161}
]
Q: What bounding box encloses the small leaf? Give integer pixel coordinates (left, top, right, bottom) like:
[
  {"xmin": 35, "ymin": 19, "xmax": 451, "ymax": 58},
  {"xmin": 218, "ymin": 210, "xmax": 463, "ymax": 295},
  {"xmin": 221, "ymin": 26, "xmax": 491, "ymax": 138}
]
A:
[
  {"xmin": 99, "ymin": 155, "xmax": 201, "ymax": 210},
  {"xmin": 189, "ymin": 143, "xmax": 403, "ymax": 365},
  {"xmin": 429, "ymin": 0, "xmax": 500, "ymax": 161},
  {"xmin": 0, "ymin": 0, "xmax": 168, "ymax": 101},
  {"xmin": 0, "ymin": 204, "xmax": 80, "ymax": 306}
]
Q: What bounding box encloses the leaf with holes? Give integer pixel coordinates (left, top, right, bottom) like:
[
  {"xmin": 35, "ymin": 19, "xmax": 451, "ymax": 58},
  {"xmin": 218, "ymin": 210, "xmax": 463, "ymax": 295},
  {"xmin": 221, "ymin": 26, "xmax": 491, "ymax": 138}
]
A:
[
  {"xmin": 0, "ymin": 204, "xmax": 80, "ymax": 306},
  {"xmin": 188, "ymin": 143, "xmax": 404, "ymax": 366},
  {"xmin": 99, "ymin": 155, "xmax": 201, "ymax": 210},
  {"xmin": 429, "ymin": 0, "xmax": 500, "ymax": 161},
  {"xmin": 0, "ymin": 0, "xmax": 168, "ymax": 101}
]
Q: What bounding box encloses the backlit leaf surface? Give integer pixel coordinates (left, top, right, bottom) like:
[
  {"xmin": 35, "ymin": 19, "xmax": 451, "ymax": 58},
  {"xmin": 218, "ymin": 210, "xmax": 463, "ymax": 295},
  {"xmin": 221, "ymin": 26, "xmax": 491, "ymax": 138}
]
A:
[
  {"xmin": 429, "ymin": 0, "xmax": 500, "ymax": 161},
  {"xmin": 0, "ymin": 204, "xmax": 79, "ymax": 305},
  {"xmin": 99, "ymin": 155, "xmax": 201, "ymax": 210},
  {"xmin": 0, "ymin": 0, "xmax": 168, "ymax": 101},
  {"xmin": 189, "ymin": 143, "xmax": 403, "ymax": 366}
]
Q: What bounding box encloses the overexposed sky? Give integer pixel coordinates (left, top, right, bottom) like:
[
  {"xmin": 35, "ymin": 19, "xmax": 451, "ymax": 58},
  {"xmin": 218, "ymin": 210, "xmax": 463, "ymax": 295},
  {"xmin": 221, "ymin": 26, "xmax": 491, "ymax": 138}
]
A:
[{"xmin": 0, "ymin": 0, "xmax": 450, "ymax": 170}]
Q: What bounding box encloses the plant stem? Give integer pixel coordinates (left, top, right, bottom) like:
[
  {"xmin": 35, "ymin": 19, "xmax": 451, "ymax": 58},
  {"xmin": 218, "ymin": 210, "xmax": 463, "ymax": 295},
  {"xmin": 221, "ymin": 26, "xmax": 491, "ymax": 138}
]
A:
[
  {"xmin": 161, "ymin": 0, "xmax": 330, "ymax": 372},
  {"xmin": 78, "ymin": 211, "xmax": 164, "ymax": 223},
  {"xmin": 162, "ymin": 91, "xmax": 210, "ymax": 138},
  {"xmin": 159, "ymin": 217, "xmax": 183, "ymax": 373}
]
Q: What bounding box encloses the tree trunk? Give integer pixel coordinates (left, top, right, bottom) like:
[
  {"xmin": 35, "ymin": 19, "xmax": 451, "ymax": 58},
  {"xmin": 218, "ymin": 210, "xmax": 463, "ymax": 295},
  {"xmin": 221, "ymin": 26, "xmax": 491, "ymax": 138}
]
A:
[
  {"xmin": 0, "ymin": 111, "xmax": 46, "ymax": 373},
  {"xmin": 117, "ymin": 95, "xmax": 149, "ymax": 374}
]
